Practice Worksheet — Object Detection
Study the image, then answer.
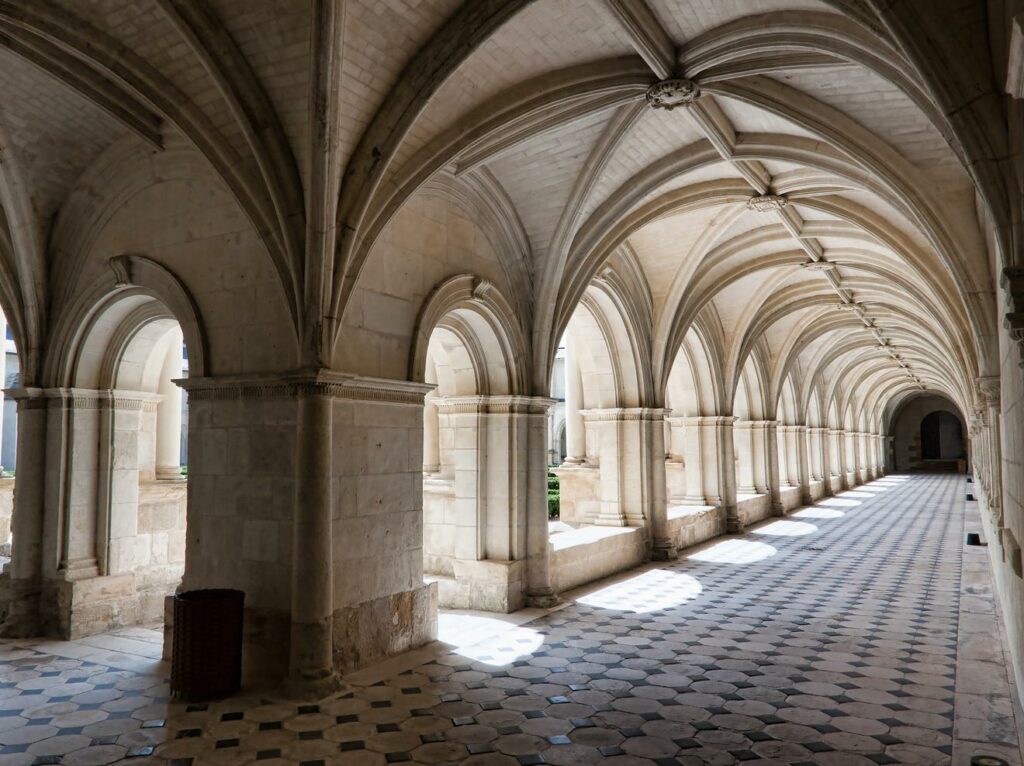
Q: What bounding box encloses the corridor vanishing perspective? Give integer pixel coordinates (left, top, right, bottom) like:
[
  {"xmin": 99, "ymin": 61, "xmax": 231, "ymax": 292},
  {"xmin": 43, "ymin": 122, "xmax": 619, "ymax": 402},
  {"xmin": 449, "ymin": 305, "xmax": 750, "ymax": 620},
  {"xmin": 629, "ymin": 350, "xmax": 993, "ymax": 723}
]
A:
[
  {"xmin": 0, "ymin": 475, "xmax": 1015, "ymax": 765},
  {"xmin": 4, "ymin": 0, "xmax": 1024, "ymax": 763}
]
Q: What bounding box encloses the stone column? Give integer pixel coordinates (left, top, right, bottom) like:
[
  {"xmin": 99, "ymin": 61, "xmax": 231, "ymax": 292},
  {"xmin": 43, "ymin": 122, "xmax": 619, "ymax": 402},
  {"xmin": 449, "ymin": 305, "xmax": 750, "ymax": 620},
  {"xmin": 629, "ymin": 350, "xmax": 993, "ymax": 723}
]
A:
[
  {"xmin": 422, "ymin": 393, "xmax": 440, "ymax": 474},
  {"xmin": 864, "ymin": 433, "xmax": 877, "ymax": 481},
  {"xmin": 979, "ymin": 377, "xmax": 1002, "ymax": 526},
  {"xmin": 844, "ymin": 431, "xmax": 857, "ymax": 486},
  {"xmin": 784, "ymin": 425, "xmax": 812, "ymax": 505},
  {"xmin": 829, "ymin": 429, "xmax": 848, "ymax": 490},
  {"xmin": 525, "ymin": 397, "xmax": 559, "ymax": 607},
  {"xmin": 644, "ymin": 409, "xmax": 676, "ymax": 560},
  {"xmin": 682, "ymin": 416, "xmax": 737, "ymax": 532},
  {"xmin": 180, "ymin": 372, "xmax": 437, "ymax": 693},
  {"xmin": 562, "ymin": 339, "xmax": 585, "ymax": 464},
  {"xmin": 155, "ymin": 330, "xmax": 184, "ymax": 480},
  {"xmin": 807, "ymin": 427, "xmax": 827, "ymax": 493},
  {"xmin": 764, "ymin": 421, "xmax": 784, "ymax": 516},
  {"xmin": 733, "ymin": 421, "xmax": 756, "ymax": 494},
  {"xmin": 0, "ymin": 389, "xmax": 46, "ymax": 636},
  {"xmin": 287, "ymin": 387, "xmax": 341, "ymax": 700}
]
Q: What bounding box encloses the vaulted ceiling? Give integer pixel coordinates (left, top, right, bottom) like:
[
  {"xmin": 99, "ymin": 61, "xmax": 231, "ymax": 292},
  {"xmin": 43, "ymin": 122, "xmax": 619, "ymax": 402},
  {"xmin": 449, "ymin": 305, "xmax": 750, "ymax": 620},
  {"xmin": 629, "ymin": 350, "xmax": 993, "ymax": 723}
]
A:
[{"xmin": 0, "ymin": 0, "xmax": 1005, "ymax": 427}]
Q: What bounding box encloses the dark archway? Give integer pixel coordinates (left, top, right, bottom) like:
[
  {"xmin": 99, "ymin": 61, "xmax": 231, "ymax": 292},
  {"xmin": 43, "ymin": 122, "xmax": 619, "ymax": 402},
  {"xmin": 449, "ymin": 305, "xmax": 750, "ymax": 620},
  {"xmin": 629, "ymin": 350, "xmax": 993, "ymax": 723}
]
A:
[
  {"xmin": 921, "ymin": 411, "xmax": 964, "ymax": 460},
  {"xmin": 886, "ymin": 393, "xmax": 969, "ymax": 472}
]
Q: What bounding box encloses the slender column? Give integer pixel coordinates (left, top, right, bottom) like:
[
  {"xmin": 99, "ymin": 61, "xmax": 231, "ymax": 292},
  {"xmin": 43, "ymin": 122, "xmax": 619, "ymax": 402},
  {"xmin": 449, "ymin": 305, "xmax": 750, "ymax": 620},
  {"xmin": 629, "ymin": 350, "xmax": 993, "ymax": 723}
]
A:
[
  {"xmin": 646, "ymin": 409, "xmax": 676, "ymax": 560},
  {"xmin": 786, "ymin": 425, "xmax": 812, "ymax": 505},
  {"xmin": 675, "ymin": 417, "xmax": 707, "ymax": 505},
  {"xmin": 764, "ymin": 421, "xmax": 784, "ymax": 516},
  {"xmin": 156, "ymin": 330, "xmax": 184, "ymax": 480},
  {"xmin": 525, "ymin": 397, "xmax": 559, "ymax": 607},
  {"xmin": 829, "ymin": 429, "xmax": 848, "ymax": 490},
  {"xmin": 813, "ymin": 427, "xmax": 833, "ymax": 495},
  {"xmin": 562, "ymin": 339, "xmax": 585, "ymax": 464},
  {"xmin": 684, "ymin": 419, "xmax": 741, "ymax": 532},
  {"xmin": 422, "ymin": 393, "xmax": 440, "ymax": 473},
  {"xmin": 0, "ymin": 390, "xmax": 46, "ymax": 636},
  {"xmin": 718, "ymin": 418, "xmax": 740, "ymax": 533},
  {"xmin": 734, "ymin": 421, "xmax": 756, "ymax": 493},
  {"xmin": 864, "ymin": 433, "xmax": 877, "ymax": 480},
  {"xmin": 287, "ymin": 390, "xmax": 341, "ymax": 700},
  {"xmin": 979, "ymin": 377, "xmax": 1002, "ymax": 526}
]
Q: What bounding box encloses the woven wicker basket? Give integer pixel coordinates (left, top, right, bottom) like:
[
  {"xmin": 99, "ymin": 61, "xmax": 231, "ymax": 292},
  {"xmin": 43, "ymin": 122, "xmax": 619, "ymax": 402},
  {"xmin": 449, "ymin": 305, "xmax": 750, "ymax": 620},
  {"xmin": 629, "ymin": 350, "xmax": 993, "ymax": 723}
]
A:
[{"xmin": 170, "ymin": 588, "xmax": 244, "ymax": 700}]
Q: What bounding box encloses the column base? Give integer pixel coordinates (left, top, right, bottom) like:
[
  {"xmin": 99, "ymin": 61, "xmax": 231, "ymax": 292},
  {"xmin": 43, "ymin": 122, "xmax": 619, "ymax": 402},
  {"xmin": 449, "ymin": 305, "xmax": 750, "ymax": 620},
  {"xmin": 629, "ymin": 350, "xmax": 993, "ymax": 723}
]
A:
[
  {"xmin": 770, "ymin": 502, "xmax": 786, "ymax": 517},
  {"xmin": 650, "ymin": 539, "xmax": 678, "ymax": 561},
  {"xmin": 0, "ymin": 575, "xmax": 41, "ymax": 637},
  {"xmin": 332, "ymin": 582, "xmax": 437, "ymax": 676},
  {"xmin": 561, "ymin": 457, "xmax": 586, "ymax": 466},
  {"xmin": 437, "ymin": 560, "xmax": 525, "ymax": 613},
  {"xmin": 156, "ymin": 466, "xmax": 185, "ymax": 481},
  {"xmin": 525, "ymin": 587, "xmax": 561, "ymax": 609},
  {"xmin": 726, "ymin": 516, "xmax": 744, "ymax": 534},
  {"xmin": 284, "ymin": 670, "xmax": 347, "ymax": 702}
]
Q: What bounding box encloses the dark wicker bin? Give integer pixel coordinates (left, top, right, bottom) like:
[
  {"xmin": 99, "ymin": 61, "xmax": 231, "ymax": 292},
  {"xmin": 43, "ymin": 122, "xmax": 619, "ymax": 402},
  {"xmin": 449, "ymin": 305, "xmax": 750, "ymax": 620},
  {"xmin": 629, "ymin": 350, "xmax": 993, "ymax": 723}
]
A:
[{"xmin": 171, "ymin": 589, "xmax": 244, "ymax": 700}]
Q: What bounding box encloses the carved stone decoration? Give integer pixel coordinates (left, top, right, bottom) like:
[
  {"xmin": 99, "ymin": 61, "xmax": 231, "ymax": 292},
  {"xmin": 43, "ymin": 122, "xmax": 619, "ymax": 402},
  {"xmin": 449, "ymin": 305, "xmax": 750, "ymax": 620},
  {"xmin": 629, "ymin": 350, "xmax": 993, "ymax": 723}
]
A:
[
  {"xmin": 746, "ymin": 194, "xmax": 788, "ymax": 212},
  {"xmin": 1000, "ymin": 268, "xmax": 1024, "ymax": 366},
  {"xmin": 978, "ymin": 375, "xmax": 1001, "ymax": 410},
  {"xmin": 471, "ymin": 277, "xmax": 495, "ymax": 302},
  {"xmin": 800, "ymin": 260, "xmax": 836, "ymax": 272},
  {"xmin": 645, "ymin": 78, "xmax": 700, "ymax": 110},
  {"xmin": 109, "ymin": 255, "xmax": 133, "ymax": 287}
]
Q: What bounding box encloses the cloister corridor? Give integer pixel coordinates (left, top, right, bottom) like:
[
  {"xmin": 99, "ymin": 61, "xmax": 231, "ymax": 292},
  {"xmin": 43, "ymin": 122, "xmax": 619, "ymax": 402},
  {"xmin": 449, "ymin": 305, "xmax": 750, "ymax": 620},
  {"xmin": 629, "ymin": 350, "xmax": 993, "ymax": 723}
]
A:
[{"xmin": 0, "ymin": 474, "xmax": 1015, "ymax": 766}]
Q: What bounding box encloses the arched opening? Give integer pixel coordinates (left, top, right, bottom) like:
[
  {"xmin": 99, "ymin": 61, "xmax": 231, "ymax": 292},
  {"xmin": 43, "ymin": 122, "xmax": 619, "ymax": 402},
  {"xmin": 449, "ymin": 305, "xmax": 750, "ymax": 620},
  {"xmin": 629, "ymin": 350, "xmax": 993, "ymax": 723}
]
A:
[
  {"xmin": 51, "ymin": 281, "xmax": 197, "ymax": 640},
  {"xmin": 731, "ymin": 357, "xmax": 772, "ymax": 525},
  {"xmin": 888, "ymin": 393, "xmax": 968, "ymax": 473},
  {"xmin": 921, "ymin": 411, "xmax": 964, "ymax": 460},
  {"xmin": 420, "ymin": 301, "xmax": 533, "ymax": 612},
  {"xmin": 553, "ymin": 286, "xmax": 645, "ymax": 527},
  {"xmin": 0, "ymin": 310, "xmax": 20, "ymax": 567}
]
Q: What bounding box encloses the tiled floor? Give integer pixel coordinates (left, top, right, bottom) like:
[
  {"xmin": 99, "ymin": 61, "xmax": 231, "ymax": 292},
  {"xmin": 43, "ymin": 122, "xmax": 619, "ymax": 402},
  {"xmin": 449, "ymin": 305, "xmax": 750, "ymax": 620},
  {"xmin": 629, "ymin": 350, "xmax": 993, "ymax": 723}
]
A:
[{"xmin": 0, "ymin": 474, "xmax": 1020, "ymax": 765}]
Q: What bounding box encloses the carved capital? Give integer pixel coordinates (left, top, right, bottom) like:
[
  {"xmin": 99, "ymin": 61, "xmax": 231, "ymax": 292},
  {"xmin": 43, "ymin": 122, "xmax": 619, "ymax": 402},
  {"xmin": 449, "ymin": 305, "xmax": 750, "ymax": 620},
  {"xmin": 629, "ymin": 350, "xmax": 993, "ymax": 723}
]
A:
[
  {"xmin": 645, "ymin": 78, "xmax": 700, "ymax": 110},
  {"xmin": 978, "ymin": 375, "xmax": 1001, "ymax": 409},
  {"xmin": 746, "ymin": 194, "xmax": 788, "ymax": 212},
  {"xmin": 109, "ymin": 255, "xmax": 133, "ymax": 287}
]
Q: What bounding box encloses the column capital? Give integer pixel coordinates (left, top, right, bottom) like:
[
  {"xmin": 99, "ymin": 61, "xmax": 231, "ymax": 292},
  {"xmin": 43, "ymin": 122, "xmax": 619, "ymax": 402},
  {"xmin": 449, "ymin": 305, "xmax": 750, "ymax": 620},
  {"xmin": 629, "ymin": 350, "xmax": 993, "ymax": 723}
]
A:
[
  {"xmin": 676, "ymin": 415, "xmax": 737, "ymax": 427},
  {"xmin": 179, "ymin": 370, "xmax": 434, "ymax": 405},
  {"xmin": 436, "ymin": 394, "xmax": 556, "ymax": 415},
  {"xmin": 581, "ymin": 407, "xmax": 667, "ymax": 422}
]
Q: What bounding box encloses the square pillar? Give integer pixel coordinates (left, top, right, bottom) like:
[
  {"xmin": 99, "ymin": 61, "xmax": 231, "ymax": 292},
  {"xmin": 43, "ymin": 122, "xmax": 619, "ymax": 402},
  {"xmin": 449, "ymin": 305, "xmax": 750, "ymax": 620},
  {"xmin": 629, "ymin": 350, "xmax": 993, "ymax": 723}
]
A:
[
  {"xmin": 0, "ymin": 390, "xmax": 47, "ymax": 636},
  {"xmin": 180, "ymin": 372, "xmax": 438, "ymax": 697}
]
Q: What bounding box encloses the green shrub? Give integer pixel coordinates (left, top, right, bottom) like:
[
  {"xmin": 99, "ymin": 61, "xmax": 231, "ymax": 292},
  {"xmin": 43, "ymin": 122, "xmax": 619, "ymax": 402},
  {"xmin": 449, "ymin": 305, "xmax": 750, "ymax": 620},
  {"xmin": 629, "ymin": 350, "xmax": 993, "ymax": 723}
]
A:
[
  {"xmin": 547, "ymin": 476, "xmax": 559, "ymax": 491},
  {"xmin": 547, "ymin": 491, "xmax": 560, "ymax": 519}
]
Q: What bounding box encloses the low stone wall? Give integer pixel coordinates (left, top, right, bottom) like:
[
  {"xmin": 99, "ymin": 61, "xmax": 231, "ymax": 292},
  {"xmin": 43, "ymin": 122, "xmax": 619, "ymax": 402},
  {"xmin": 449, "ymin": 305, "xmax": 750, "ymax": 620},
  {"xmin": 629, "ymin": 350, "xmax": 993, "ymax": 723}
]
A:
[
  {"xmin": 737, "ymin": 494, "xmax": 771, "ymax": 527},
  {"xmin": 809, "ymin": 479, "xmax": 826, "ymax": 501},
  {"xmin": 779, "ymin": 486, "xmax": 802, "ymax": 512},
  {"xmin": 423, "ymin": 478, "xmax": 456, "ymax": 576},
  {"xmin": 845, "ymin": 471, "xmax": 858, "ymax": 488},
  {"xmin": 666, "ymin": 504, "xmax": 724, "ymax": 551},
  {"xmin": 551, "ymin": 465, "xmax": 601, "ymax": 525},
  {"xmin": 550, "ymin": 526, "xmax": 646, "ymax": 594}
]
